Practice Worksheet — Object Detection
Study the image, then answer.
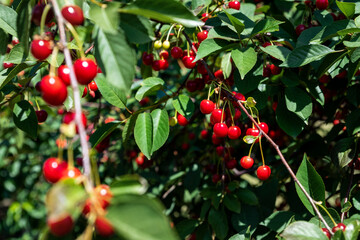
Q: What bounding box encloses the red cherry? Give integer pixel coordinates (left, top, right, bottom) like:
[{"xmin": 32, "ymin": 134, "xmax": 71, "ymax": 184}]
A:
[
  {"xmin": 186, "ymin": 80, "xmax": 198, "ymax": 92},
  {"xmin": 182, "ymin": 143, "xmax": 190, "ymax": 150},
  {"xmin": 159, "ymin": 50, "xmax": 169, "ymax": 59},
  {"xmin": 233, "ymin": 91, "xmax": 245, "ymax": 101},
  {"xmin": 316, "ymin": 0, "xmax": 328, "ymax": 10},
  {"xmin": 203, "ymin": 74, "xmax": 211, "ymax": 84},
  {"xmin": 3, "ymin": 62, "xmax": 14, "ymax": 68},
  {"xmin": 61, "ymin": 167, "xmax": 81, "ymax": 180},
  {"xmin": 171, "ymin": 47, "xmax": 183, "ymax": 59},
  {"xmin": 48, "ymin": 215, "xmax": 73, "ymax": 237},
  {"xmin": 89, "ymin": 81, "xmax": 98, "ymax": 91},
  {"xmin": 263, "ymin": 64, "xmax": 271, "ymax": 77},
  {"xmin": 257, "ymin": 165, "xmax": 271, "ymax": 180},
  {"xmin": 270, "ymin": 64, "xmax": 281, "ymax": 75},
  {"xmin": 95, "ymin": 184, "xmax": 112, "ymax": 207},
  {"xmin": 214, "ymin": 69, "xmax": 224, "ymax": 80},
  {"xmin": 259, "ymin": 122, "xmax": 269, "ymax": 134},
  {"xmin": 246, "ymin": 127, "xmax": 260, "ymax": 142},
  {"xmin": 332, "ymin": 223, "xmax": 346, "ymax": 233},
  {"xmin": 216, "ymin": 146, "xmax": 225, "ymax": 156},
  {"xmin": 295, "ymin": 24, "xmax": 307, "ymax": 36},
  {"xmin": 262, "ymin": 42, "xmax": 272, "ymax": 48},
  {"xmin": 63, "ymin": 112, "xmax": 87, "ymax": 133},
  {"xmin": 197, "ymin": 30, "xmax": 208, "ymax": 43},
  {"xmin": 201, "ymin": 129, "xmax": 209, "ymax": 139},
  {"xmin": 58, "ymin": 65, "xmax": 71, "ymax": 86},
  {"xmin": 201, "ymin": 12, "xmax": 209, "ymax": 22},
  {"xmin": 213, "ymin": 123, "xmax": 228, "ymax": 138},
  {"xmin": 142, "ymin": 52, "xmax": 154, "ymax": 65},
  {"xmin": 95, "ymin": 217, "xmax": 114, "ymax": 237},
  {"xmin": 240, "ymin": 156, "xmax": 254, "ymax": 169},
  {"xmin": 183, "ymin": 50, "xmax": 195, "ymax": 58},
  {"xmin": 82, "ymin": 87, "xmax": 88, "ymax": 97},
  {"xmin": 183, "ymin": 56, "xmax": 197, "ymax": 69},
  {"xmin": 139, "ymin": 96, "xmax": 150, "ymax": 106},
  {"xmin": 74, "ymin": 58, "xmax": 98, "ymax": 85},
  {"xmin": 228, "ymin": 126, "xmax": 241, "ymax": 139},
  {"xmin": 212, "ymin": 133, "xmax": 224, "ymax": 145},
  {"xmin": 197, "ymin": 62, "xmax": 207, "ymax": 74},
  {"xmin": 152, "ymin": 60, "xmax": 161, "ymax": 71},
  {"xmin": 212, "ymin": 174, "xmax": 221, "ymax": 183},
  {"xmin": 43, "ymin": 158, "xmax": 68, "ymax": 183},
  {"xmin": 336, "ymin": 70, "xmax": 347, "ymax": 79},
  {"xmin": 321, "ymin": 228, "xmax": 331, "ymax": 239},
  {"xmin": 12, "ymin": 38, "xmax": 19, "ymax": 45},
  {"xmin": 226, "ymin": 158, "xmax": 237, "ymax": 169},
  {"xmin": 195, "ymin": 77, "xmax": 205, "ymax": 91},
  {"xmin": 31, "ymin": 39, "xmax": 52, "ymax": 60},
  {"xmin": 40, "ymin": 75, "xmax": 68, "ymax": 106},
  {"xmin": 319, "ymin": 74, "xmax": 330, "ymax": 84},
  {"xmin": 36, "ymin": 110, "xmax": 48, "ymax": 123},
  {"xmin": 211, "ymin": 109, "xmax": 226, "ymax": 124},
  {"xmin": 228, "ymin": 0, "xmax": 241, "ymax": 10},
  {"xmin": 233, "ymin": 108, "xmax": 241, "ymax": 120},
  {"xmin": 61, "ymin": 5, "xmax": 84, "ymax": 26},
  {"xmin": 177, "ymin": 113, "xmax": 189, "ymax": 126},
  {"xmin": 200, "ymin": 100, "xmax": 215, "ymax": 114},
  {"xmin": 32, "ymin": 4, "xmax": 54, "ymax": 26},
  {"xmin": 159, "ymin": 59, "xmax": 169, "ymax": 70}
]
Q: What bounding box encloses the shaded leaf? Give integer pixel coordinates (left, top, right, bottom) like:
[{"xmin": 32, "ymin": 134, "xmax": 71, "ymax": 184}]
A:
[
  {"xmin": 111, "ymin": 175, "xmax": 148, "ymax": 195},
  {"xmin": 12, "ymin": 100, "xmax": 38, "ymax": 138},
  {"xmin": 172, "ymin": 94, "xmax": 194, "ymax": 120},
  {"xmin": 0, "ymin": 4, "xmax": 17, "ymax": 36},
  {"xmin": 89, "ymin": 2, "xmax": 120, "ymax": 34},
  {"xmin": 231, "ymin": 47, "xmax": 257, "ymax": 79},
  {"xmin": 89, "ymin": 121, "xmax": 121, "ymax": 149},
  {"xmin": 95, "ymin": 74, "xmax": 127, "ymax": 109},
  {"xmin": 135, "ymin": 77, "xmax": 164, "ymax": 101}
]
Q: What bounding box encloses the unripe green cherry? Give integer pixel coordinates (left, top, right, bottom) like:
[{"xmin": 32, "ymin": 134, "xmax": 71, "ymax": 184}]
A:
[
  {"xmin": 154, "ymin": 40, "xmax": 162, "ymax": 49},
  {"xmin": 162, "ymin": 40, "xmax": 170, "ymax": 50},
  {"xmin": 169, "ymin": 117, "xmax": 177, "ymax": 126}
]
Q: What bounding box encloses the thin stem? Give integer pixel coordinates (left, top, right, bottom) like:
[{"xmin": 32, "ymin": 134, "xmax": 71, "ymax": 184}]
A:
[
  {"xmin": 341, "ymin": 159, "xmax": 355, "ymax": 222},
  {"xmin": 67, "ymin": 143, "xmax": 74, "ymax": 168},
  {"xmin": 65, "ymin": 22, "xmax": 85, "ymax": 58},
  {"xmin": 40, "ymin": 4, "xmax": 51, "ymax": 35},
  {"xmin": 259, "ymin": 137, "xmax": 265, "ymax": 166},
  {"xmin": 248, "ymin": 141, "xmax": 255, "ymax": 157},
  {"xmin": 316, "ymin": 202, "xmax": 337, "ymax": 226},
  {"xmin": 49, "ymin": 46, "xmax": 58, "ymax": 77},
  {"xmin": 166, "ymin": 24, "xmax": 176, "ymax": 41}
]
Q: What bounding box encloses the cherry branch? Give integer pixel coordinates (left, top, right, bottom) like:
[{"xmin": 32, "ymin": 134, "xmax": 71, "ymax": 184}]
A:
[
  {"xmin": 51, "ymin": 0, "xmax": 92, "ymax": 187},
  {"xmin": 182, "ymin": 31, "xmax": 333, "ymax": 234}
]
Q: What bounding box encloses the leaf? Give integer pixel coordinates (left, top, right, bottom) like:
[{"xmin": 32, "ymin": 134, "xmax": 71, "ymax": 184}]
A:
[
  {"xmin": 134, "ymin": 112, "xmax": 153, "ymax": 159},
  {"xmin": 4, "ymin": 44, "xmax": 25, "ymax": 64},
  {"xmin": 208, "ymin": 208, "xmax": 228, "ymax": 240},
  {"xmin": 122, "ymin": 113, "xmax": 138, "ymax": 147},
  {"xmin": 151, "ymin": 109, "xmax": 169, "ymax": 153},
  {"xmin": 344, "ymin": 220, "xmax": 360, "ymax": 240},
  {"xmin": 120, "ymin": 0, "xmax": 203, "ymax": 28},
  {"xmin": 285, "ymin": 87, "xmax": 313, "ymax": 121},
  {"xmin": 16, "ymin": 0, "xmax": 31, "ymax": 58},
  {"xmin": 172, "ymin": 94, "xmax": 194, "ymax": 120},
  {"xmin": 95, "ymin": 74, "xmax": 127, "ymax": 109},
  {"xmin": 192, "ymin": 0, "xmax": 212, "ymax": 9},
  {"xmin": 345, "ymin": 109, "xmax": 360, "ymax": 135},
  {"xmin": 307, "ymin": 82, "xmax": 325, "ymax": 106},
  {"xmin": 336, "ymin": 0, "xmax": 355, "ymax": 19},
  {"xmin": 12, "ymin": 100, "xmax": 38, "ymax": 138},
  {"xmin": 89, "ymin": 121, "xmax": 121, "ymax": 149},
  {"xmin": 223, "ymin": 10, "xmax": 245, "ymax": 38},
  {"xmin": 281, "ymin": 44, "xmax": 334, "ymax": 68},
  {"xmin": 281, "ymin": 221, "xmax": 329, "ymax": 240},
  {"xmin": 276, "ymin": 97, "xmax": 305, "ymax": 137},
  {"xmin": 120, "ymin": 14, "xmax": 155, "ymax": 44},
  {"xmin": 295, "ymin": 154, "xmax": 325, "ymax": 215},
  {"xmin": 224, "ymin": 194, "xmax": 241, "ymax": 213},
  {"xmin": 176, "ymin": 219, "xmax": 199, "ymax": 239},
  {"xmin": 231, "ymin": 47, "xmax": 257, "ymax": 79},
  {"xmin": 110, "ymin": 175, "xmax": 148, "ymax": 195},
  {"xmin": 261, "ymin": 211, "xmax": 294, "ymax": 233},
  {"xmin": 221, "ymin": 52, "xmax": 232, "ymax": 79},
  {"xmin": 195, "ymin": 38, "xmax": 235, "ymax": 61},
  {"xmin": 250, "ymin": 17, "xmax": 283, "ymax": 37},
  {"xmin": 236, "ymin": 189, "xmax": 259, "ymax": 206},
  {"xmin": 332, "ymin": 137, "xmax": 355, "ymax": 168},
  {"xmin": 94, "ymin": 28, "xmax": 135, "ymax": 94},
  {"xmin": 89, "ymin": 2, "xmax": 120, "ymax": 34},
  {"xmin": 107, "ymin": 194, "xmax": 179, "ymax": 240},
  {"xmin": 0, "ymin": 4, "xmax": 17, "ymax": 36},
  {"xmin": 260, "ymin": 45, "xmax": 291, "ymax": 62},
  {"xmin": 207, "ymin": 26, "xmax": 239, "ymax": 41},
  {"xmin": 135, "ymin": 77, "xmax": 164, "ymax": 101}
]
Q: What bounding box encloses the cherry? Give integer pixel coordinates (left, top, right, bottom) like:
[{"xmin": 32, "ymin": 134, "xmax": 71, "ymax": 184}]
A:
[
  {"xmin": 213, "ymin": 123, "xmax": 229, "ymax": 138},
  {"xmin": 162, "ymin": 40, "xmax": 170, "ymax": 50},
  {"xmin": 82, "ymin": 87, "xmax": 88, "ymax": 97},
  {"xmin": 182, "ymin": 143, "xmax": 190, "ymax": 150},
  {"xmin": 195, "ymin": 77, "xmax": 205, "ymax": 91},
  {"xmin": 246, "ymin": 127, "xmax": 260, "ymax": 142},
  {"xmin": 295, "ymin": 24, "xmax": 307, "ymax": 36},
  {"xmin": 136, "ymin": 155, "xmax": 145, "ymax": 166},
  {"xmin": 61, "ymin": 5, "xmax": 84, "ymax": 26},
  {"xmin": 83, "ymin": 184, "xmax": 112, "ymax": 215},
  {"xmin": 336, "ymin": 70, "xmax": 347, "ymax": 79},
  {"xmin": 95, "ymin": 217, "xmax": 114, "ymax": 237},
  {"xmin": 142, "ymin": 52, "xmax": 154, "ymax": 65},
  {"xmin": 43, "ymin": 158, "xmax": 68, "ymax": 183},
  {"xmin": 270, "ymin": 64, "xmax": 282, "ymax": 75},
  {"xmin": 197, "ymin": 62, "xmax": 207, "ymax": 74},
  {"xmin": 188, "ymin": 132, "xmax": 196, "ymax": 140},
  {"xmin": 214, "ymin": 69, "xmax": 224, "ymax": 80},
  {"xmin": 321, "ymin": 228, "xmax": 331, "ymax": 239},
  {"xmin": 197, "ymin": 30, "xmax": 208, "ymax": 43},
  {"xmin": 229, "ymin": 0, "xmax": 240, "ymax": 10},
  {"xmin": 332, "ymin": 223, "xmax": 346, "ymax": 233},
  {"xmin": 212, "ymin": 133, "xmax": 224, "ymax": 145},
  {"xmin": 212, "ymin": 174, "xmax": 221, "ymax": 183},
  {"xmin": 152, "ymin": 60, "xmax": 161, "ymax": 71},
  {"xmin": 58, "ymin": 65, "xmax": 71, "ymax": 86},
  {"xmin": 36, "ymin": 110, "xmax": 48, "ymax": 123},
  {"xmin": 61, "ymin": 167, "xmax": 81, "ymax": 180},
  {"xmin": 233, "ymin": 91, "xmax": 245, "ymax": 101},
  {"xmin": 183, "ymin": 56, "xmax": 197, "ymax": 69},
  {"xmin": 216, "ymin": 146, "xmax": 225, "ymax": 156},
  {"xmin": 263, "ymin": 64, "xmax": 271, "ymax": 77},
  {"xmin": 201, "ymin": 12, "xmax": 209, "ymax": 22},
  {"xmin": 257, "ymin": 165, "xmax": 271, "ymax": 180},
  {"xmin": 228, "ymin": 126, "xmax": 241, "ymax": 139},
  {"xmin": 262, "ymin": 42, "xmax": 272, "ymax": 48},
  {"xmin": 40, "ymin": 75, "xmax": 68, "ymax": 106},
  {"xmin": 48, "ymin": 214, "xmax": 73, "ymax": 237},
  {"xmin": 233, "ymin": 108, "xmax": 241, "ymax": 120},
  {"xmin": 177, "ymin": 113, "xmax": 189, "ymax": 126},
  {"xmin": 89, "ymin": 81, "xmax": 98, "ymax": 91},
  {"xmin": 186, "ymin": 80, "xmax": 198, "ymax": 92},
  {"xmin": 12, "ymin": 38, "xmax": 19, "ymax": 45},
  {"xmin": 154, "ymin": 40, "xmax": 162, "ymax": 49},
  {"xmin": 183, "ymin": 50, "xmax": 195, "ymax": 58},
  {"xmin": 171, "ymin": 47, "xmax": 183, "ymax": 59},
  {"xmin": 201, "ymin": 129, "xmax": 209, "ymax": 139},
  {"xmin": 316, "ymin": 0, "xmax": 328, "ymax": 10},
  {"xmin": 159, "ymin": 59, "xmax": 169, "ymax": 70},
  {"xmin": 211, "ymin": 109, "xmax": 226, "ymax": 124},
  {"xmin": 74, "ymin": 58, "xmax": 98, "ymax": 85},
  {"xmin": 95, "ymin": 135, "xmax": 110, "ymax": 153},
  {"xmin": 200, "ymin": 99, "xmax": 215, "ymax": 114},
  {"xmin": 63, "ymin": 112, "xmax": 87, "ymax": 128},
  {"xmin": 226, "ymin": 158, "xmax": 237, "ymax": 169},
  {"xmin": 32, "ymin": 4, "xmax": 53, "ymax": 26},
  {"xmin": 203, "ymin": 74, "xmax": 211, "ymax": 84},
  {"xmin": 240, "ymin": 156, "xmax": 254, "ymax": 169},
  {"xmin": 31, "ymin": 39, "xmax": 52, "ymax": 60},
  {"xmin": 3, "ymin": 62, "xmax": 14, "ymax": 68},
  {"xmin": 139, "ymin": 96, "xmax": 150, "ymax": 106},
  {"xmin": 159, "ymin": 50, "xmax": 169, "ymax": 59},
  {"xmin": 259, "ymin": 122, "xmax": 269, "ymax": 134}
]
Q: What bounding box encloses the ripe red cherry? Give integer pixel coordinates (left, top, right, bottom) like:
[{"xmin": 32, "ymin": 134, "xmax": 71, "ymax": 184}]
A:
[
  {"xmin": 186, "ymin": 80, "xmax": 198, "ymax": 92},
  {"xmin": 82, "ymin": 87, "xmax": 88, "ymax": 97},
  {"xmin": 171, "ymin": 47, "xmax": 183, "ymax": 59},
  {"xmin": 316, "ymin": 0, "xmax": 328, "ymax": 10},
  {"xmin": 195, "ymin": 77, "xmax": 205, "ymax": 91},
  {"xmin": 32, "ymin": 4, "xmax": 54, "ymax": 26},
  {"xmin": 31, "ymin": 39, "xmax": 52, "ymax": 60},
  {"xmin": 233, "ymin": 108, "xmax": 241, "ymax": 120},
  {"xmin": 61, "ymin": 5, "xmax": 84, "ymax": 26},
  {"xmin": 95, "ymin": 184, "xmax": 112, "ymax": 207},
  {"xmin": 40, "ymin": 75, "xmax": 68, "ymax": 106},
  {"xmin": 228, "ymin": 0, "xmax": 241, "ymax": 10},
  {"xmin": 259, "ymin": 122, "xmax": 269, "ymax": 134},
  {"xmin": 183, "ymin": 56, "xmax": 197, "ymax": 69},
  {"xmin": 200, "ymin": 100, "xmax": 215, "ymax": 114},
  {"xmin": 216, "ymin": 146, "xmax": 225, "ymax": 156},
  {"xmin": 240, "ymin": 156, "xmax": 254, "ymax": 169},
  {"xmin": 89, "ymin": 81, "xmax": 98, "ymax": 91},
  {"xmin": 263, "ymin": 64, "xmax": 271, "ymax": 77},
  {"xmin": 48, "ymin": 214, "xmax": 73, "ymax": 237},
  {"xmin": 197, "ymin": 62, "xmax": 207, "ymax": 74},
  {"xmin": 201, "ymin": 12, "xmax": 209, "ymax": 22},
  {"xmin": 211, "ymin": 109, "xmax": 226, "ymax": 124},
  {"xmin": 61, "ymin": 167, "xmax": 81, "ymax": 180},
  {"xmin": 332, "ymin": 223, "xmax": 346, "ymax": 233},
  {"xmin": 212, "ymin": 133, "xmax": 224, "ymax": 145},
  {"xmin": 201, "ymin": 129, "xmax": 209, "ymax": 139},
  {"xmin": 321, "ymin": 228, "xmax": 331, "ymax": 239},
  {"xmin": 226, "ymin": 158, "xmax": 237, "ymax": 169},
  {"xmin": 197, "ymin": 30, "xmax": 208, "ymax": 43},
  {"xmin": 295, "ymin": 24, "xmax": 307, "ymax": 36},
  {"xmin": 36, "ymin": 110, "xmax": 48, "ymax": 123},
  {"xmin": 152, "ymin": 60, "xmax": 161, "ymax": 71},
  {"xmin": 246, "ymin": 127, "xmax": 260, "ymax": 142},
  {"xmin": 58, "ymin": 65, "xmax": 71, "ymax": 86},
  {"xmin": 213, "ymin": 123, "xmax": 229, "ymax": 138},
  {"xmin": 257, "ymin": 165, "xmax": 271, "ymax": 180},
  {"xmin": 212, "ymin": 174, "xmax": 221, "ymax": 183},
  {"xmin": 233, "ymin": 91, "xmax": 245, "ymax": 101},
  {"xmin": 214, "ymin": 69, "xmax": 224, "ymax": 80},
  {"xmin": 142, "ymin": 52, "xmax": 154, "ymax": 65},
  {"xmin": 12, "ymin": 38, "xmax": 19, "ymax": 45},
  {"xmin": 63, "ymin": 112, "xmax": 87, "ymax": 130},
  {"xmin": 159, "ymin": 50, "xmax": 169, "ymax": 59},
  {"xmin": 74, "ymin": 58, "xmax": 98, "ymax": 85},
  {"xmin": 262, "ymin": 42, "xmax": 272, "ymax": 48},
  {"xmin": 159, "ymin": 59, "xmax": 169, "ymax": 70},
  {"xmin": 95, "ymin": 217, "xmax": 114, "ymax": 237},
  {"xmin": 3, "ymin": 62, "xmax": 14, "ymax": 68},
  {"xmin": 177, "ymin": 114, "xmax": 189, "ymax": 126},
  {"xmin": 228, "ymin": 126, "xmax": 241, "ymax": 139},
  {"xmin": 43, "ymin": 158, "xmax": 68, "ymax": 183},
  {"xmin": 270, "ymin": 64, "xmax": 282, "ymax": 75}
]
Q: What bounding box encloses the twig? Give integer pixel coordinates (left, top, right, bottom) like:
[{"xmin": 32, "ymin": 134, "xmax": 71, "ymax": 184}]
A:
[
  {"xmin": 51, "ymin": 0, "xmax": 92, "ymax": 187},
  {"xmin": 341, "ymin": 160, "xmax": 355, "ymax": 222}
]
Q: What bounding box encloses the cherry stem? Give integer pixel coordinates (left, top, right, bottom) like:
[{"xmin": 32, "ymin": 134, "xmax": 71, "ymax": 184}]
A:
[
  {"xmin": 65, "ymin": 22, "xmax": 85, "ymax": 58},
  {"xmin": 49, "ymin": 46, "xmax": 58, "ymax": 77},
  {"xmin": 40, "ymin": 4, "xmax": 51, "ymax": 35},
  {"xmin": 258, "ymin": 137, "xmax": 265, "ymax": 166},
  {"xmin": 166, "ymin": 24, "xmax": 176, "ymax": 41},
  {"xmin": 35, "ymin": 98, "xmax": 41, "ymax": 111},
  {"xmin": 89, "ymin": 0, "xmax": 104, "ymax": 7},
  {"xmin": 207, "ymin": 82, "xmax": 212, "ymax": 100},
  {"xmin": 67, "ymin": 142, "xmax": 74, "ymax": 168},
  {"xmin": 57, "ymin": 134, "xmax": 64, "ymax": 161},
  {"xmin": 316, "ymin": 202, "xmax": 337, "ymax": 227},
  {"xmin": 90, "ymin": 149, "xmax": 101, "ymax": 186},
  {"xmin": 248, "ymin": 141, "xmax": 255, "ymax": 157},
  {"xmin": 220, "ymin": 99, "xmax": 227, "ymax": 123}
]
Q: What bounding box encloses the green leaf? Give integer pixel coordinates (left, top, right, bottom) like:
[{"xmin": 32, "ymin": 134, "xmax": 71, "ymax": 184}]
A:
[
  {"xmin": 4, "ymin": 44, "xmax": 25, "ymax": 64},
  {"xmin": 94, "ymin": 28, "xmax": 135, "ymax": 93},
  {"xmin": 250, "ymin": 17, "xmax": 283, "ymax": 37},
  {"xmin": 122, "ymin": 113, "xmax": 138, "ymax": 147},
  {"xmin": 107, "ymin": 194, "xmax": 179, "ymax": 240},
  {"xmin": 95, "ymin": 74, "xmax": 127, "ymax": 109},
  {"xmin": 224, "ymin": 194, "xmax": 241, "ymax": 213},
  {"xmin": 236, "ymin": 189, "xmax": 259, "ymax": 206},
  {"xmin": 345, "ymin": 109, "xmax": 360, "ymax": 135},
  {"xmin": 0, "ymin": 4, "xmax": 17, "ymax": 36},
  {"xmin": 176, "ymin": 219, "xmax": 199, "ymax": 239},
  {"xmin": 208, "ymin": 208, "xmax": 228, "ymax": 240},
  {"xmin": 172, "ymin": 94, "xmax": 194, "ymax": 120},
  {"xmin": 0, "ymin": 29, "xmax": 8, "ymax": 55},
  {"xmin": 134, "ymin": 112, "xmax": 153, "ymax": 159},
  {"xmin": 135, "ymin": 77, "xmax": 164, "ymax": 101},
  {"xmin": 344, "ymin": 220, "xmax": 360, "ymax": 240},
  {"xmin": 231, "ymin": 47, "xmax": 257, "ymax": 79},
  {"xmin": 110, "ymin": 175, "xmax": 148, "ymax": 195},
  {"xmin": 89, "ymin": 2, "xmax": 120, "ymax": 34},
  {"xmin": 285, "ymin": 87, "xmax": 312, "ymax": 121},
  {"xmin": 221, "ymin": 52, "xmax": 232, "ymax": 79},
  {"xmin": 281, "ymin": 221, "xmax": 329, "ymax": 240},
  {"xmin": 120, "ymin": 0, "xmax": 203, "ymax": 28},
  {"xmin": 223, "ymin": 10, "xmax": 245, "ymax": 38},
  {"xmin": 261, "ymin": 211, "xmax": 294, "ymax": 233},
  {"xmin": 207, "ymin": 26, "xmax": 239, "ymax": 41},
  {"xmin": 192, "ymin": 0, "xmax": 211, "ymax": 9},
  {"xmin": 120, "ymin": 14, "xmax": 155, "ymax": 44},
  {"xmin": 151, "ymin": 109, "xmax": 169, "ymax": 152},
  {"xmin": 332, "ymin": 138, "xmax": 355, "ymax": 168},
  {"xmin": 12, "ymin": 100, "xmax": 38, "ymax": 138},
  {"xmin": 89, "ymin": 121, "xmax": 121, "ymax": 149},
  {"xmin": 336, "ymin": 0, "xmax": 355, "ymax": 19},
  {"xmin": 307, "ymin": 82, "xmax": 325, "ymax": 106},
  {"xmin": 260, "ymin": 45, "xmax": 291, "ymax": 62},
  {"xmin": 281, "ymin": 44, "xmax": 334, "ymax": 68},
  {"xmin": 16, "ymin": 0, "xmax": 31, "ymax": 58},
  {"xmin": 295, "ymin": 154, "xmax": 325, "ymax": 215},
  {"xmin": 195, "ymin": 38, "xmax": 235, "ymax": 61}
]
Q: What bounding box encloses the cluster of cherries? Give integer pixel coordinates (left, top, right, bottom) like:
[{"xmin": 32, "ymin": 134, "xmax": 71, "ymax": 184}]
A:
[{"xmin": 322, "ymin": 222, "xmax": 346, "ymax": 239}]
